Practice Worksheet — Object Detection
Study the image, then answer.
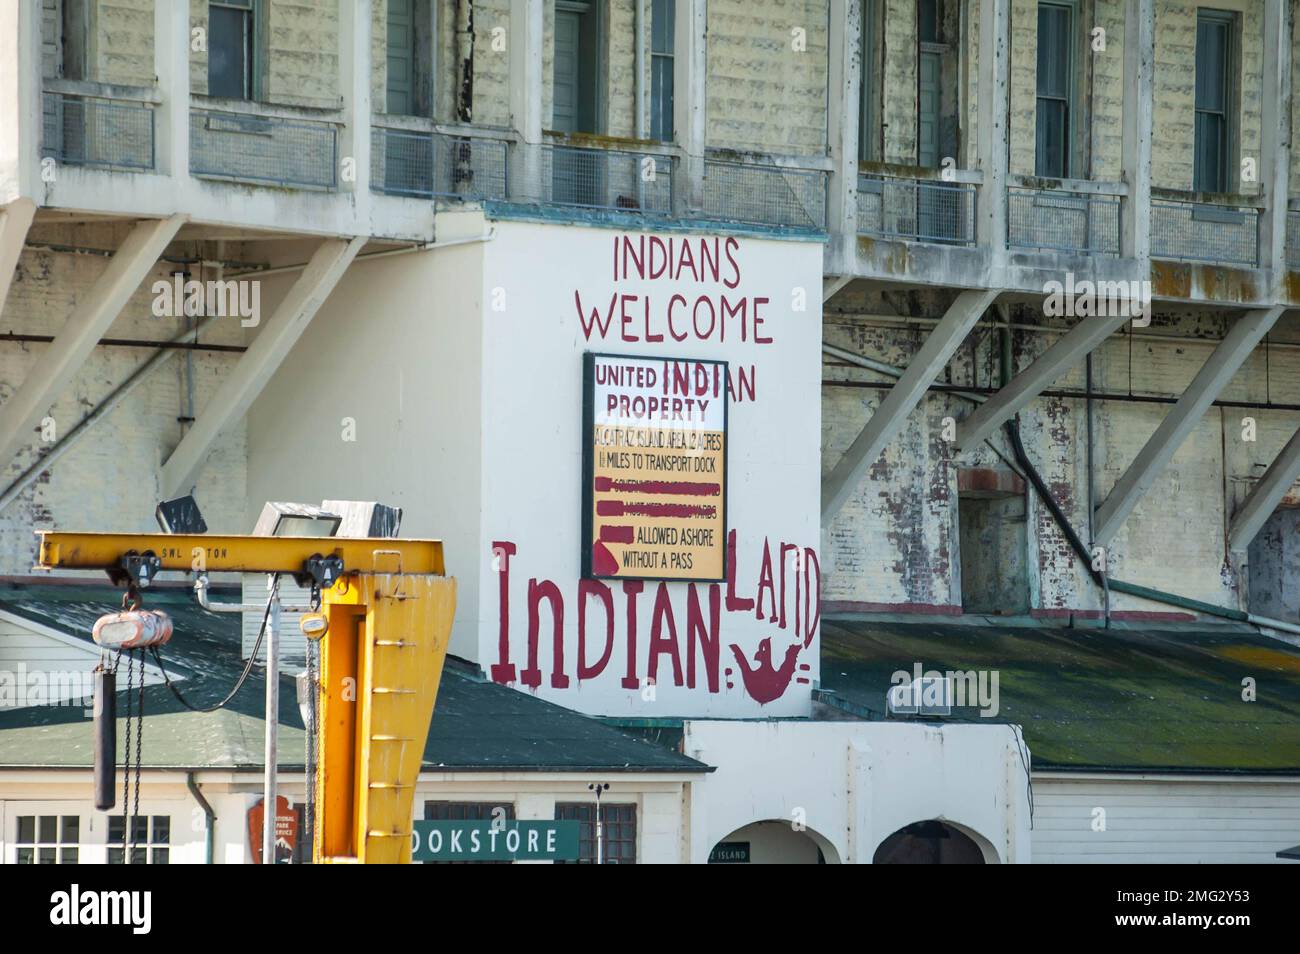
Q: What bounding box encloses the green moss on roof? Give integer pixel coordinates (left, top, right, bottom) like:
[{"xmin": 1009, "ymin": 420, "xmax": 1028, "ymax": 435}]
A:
[
  {"xmin": 0, "ymin": 583, "xmax": 705, "ymax": 774},
  {"xmin": 818, "ymin": 617, "xmax": 1300, "ymax": 774}
]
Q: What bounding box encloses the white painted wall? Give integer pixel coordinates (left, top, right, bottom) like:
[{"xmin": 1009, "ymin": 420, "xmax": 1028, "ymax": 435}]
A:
[
  {"xmin": 1032, "ymin": 773, "xmax": 1300, "ymax": 863},
  {"xmin": 684, "ymin": 719, "xmax": 1033, "ymax": 864},
  {"xmin": 249, "ymin": 214, "xmax": 825, "ymax": 719}
]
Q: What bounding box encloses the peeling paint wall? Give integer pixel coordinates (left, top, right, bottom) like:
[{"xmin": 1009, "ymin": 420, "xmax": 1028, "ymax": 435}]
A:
[{"xmin": 823, "ymin": 300, "xmax": 1300, "ymax": 617}]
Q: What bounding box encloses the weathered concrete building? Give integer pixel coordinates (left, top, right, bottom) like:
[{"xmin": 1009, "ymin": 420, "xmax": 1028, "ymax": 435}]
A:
[{"xmin": 2, "ymin": 0, "xmax": 1300, "ymax": 863}]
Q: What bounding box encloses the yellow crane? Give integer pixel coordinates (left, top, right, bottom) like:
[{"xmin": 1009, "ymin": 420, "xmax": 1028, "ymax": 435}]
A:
[{"xmin": 35, "ymin": 530, "xmax": 456, "ymax": 864}]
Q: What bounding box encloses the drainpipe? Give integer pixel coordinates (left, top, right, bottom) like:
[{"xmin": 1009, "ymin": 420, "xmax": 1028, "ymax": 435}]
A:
[
  {"xmin": 186, "ymin": 772, "xmax": 215, "ymax": 865},
  {"xmin": 830, "ymin": 327, "xmax": 1275, "ymax": 628}
]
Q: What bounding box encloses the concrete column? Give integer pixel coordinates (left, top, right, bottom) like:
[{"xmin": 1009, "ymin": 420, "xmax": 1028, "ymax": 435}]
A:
[
  {"xmin": 509, "ymin": 0, "xmax": 544, "ymax": 201},
  {"xmin": 0, "ymin": 214, "xmax": 187, "ymax": 468},
  {"xmin": 153, "ymin": 0, "xmax": 191, "ymax": 180},
  {"xmin": 822, "ymin": 288, "xmax": 997, "ymax": 524},
  {"xmin": 339, "ymin": 0, "xmax": 373, "ymax": 210},
  {"xmin": 1094, "ymin": 306, "xmax": 1286, "ymax": 545},
  {"xmin": 161, "ymin": 236, "xmax": 366, "ymax": 497},
  {"xmin": 845, "ymin": 740, "xmax": 873, "ymax": 864},
  {"xmin": 0, "ymin": 199, "xmax": 36, "ymax": 318},
  {"xmin": 956, "ymin": 312, "xmax": 1132, "ymax": 450},
  {"xmin": 1259, "ymin": 0, "xmax": 1292, "ymax": 291},
  {"xmin": 1120, "ymin": 0, "xmax": 1154, "ymax": 262},
  {"xmin": 976, "ymin": 0, "xmax": 1010, "ymax": 270},
  {"xmin": 1229, "ymin": 424, "xmax": 1300, "ymax": 552},
  {"xmin": 673, "ymin": 0, "xmax": 708, "ymax": 212},
  {"xmin": 826, "ymin": 0, "xmax": 862, "ymax": 278},
  {"xmin": 0, "ymin": 0, "xmax": 42, "ymax": 202}
]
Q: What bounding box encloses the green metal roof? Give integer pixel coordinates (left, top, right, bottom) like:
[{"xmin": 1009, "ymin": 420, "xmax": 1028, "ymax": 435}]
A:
[
  {"xmin": 0, "ymin": 583, "xmax": 706, "ymax": 774},
  {"xmin": 818, "ymin": 616, "xmax": 1300, "ymax": 774}
]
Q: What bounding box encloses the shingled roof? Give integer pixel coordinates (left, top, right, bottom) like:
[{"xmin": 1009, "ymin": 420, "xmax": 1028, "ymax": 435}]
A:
[
  {"xmin": 816, "ymin": 615, "xmax": 1300, "ymax": 774},
  {"xmin": 0, "ymin": 582, "xmax": 707, "ymax": 774}
]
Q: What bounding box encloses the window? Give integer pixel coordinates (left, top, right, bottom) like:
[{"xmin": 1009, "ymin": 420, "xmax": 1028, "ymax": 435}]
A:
[
  {"xmin": 553, "ymin": 1, "xmax": 601, "ymax": 134},
  {"xmin": 554, "ymin": 802, "xmax": 637, "ymax": 864},
  {"xmin": 859, "ymin": 0, "xmax": 881, "ymax": 162},
  {"xmin": 1194, "ymin": 9, "xmax": 1235, "ymax": 193},
  {"xmin": 650, "ymin": 0, "xmax": 674, "ymax": 141},
  {"xmin": 386, "ymin": 0, "xmax": 432, "ymax": 117},
  {"xmin": 1035, "ymin": 2, "xmax": 1075, "ymax": 178},
  {"xmin": 60, "ymin": 0, "xmax": 90, "ymax": 81},
  {"xmin": 917, "ymin": 0, "xmax": 943, "ymax": 168},
  {"xmin": 422, "ymin": 801, "xmax": 516, "ymax": 865},
  {"xmin": 209, "ymin": 0, "xmax": 256, "ymax": 100},
  {"xmin": 108, "ymin": 814, "xmax": 170, "ymax": 864},
  {"xmin": 15, "ymin": 815, "xmax": 80, "ymax": 864}
]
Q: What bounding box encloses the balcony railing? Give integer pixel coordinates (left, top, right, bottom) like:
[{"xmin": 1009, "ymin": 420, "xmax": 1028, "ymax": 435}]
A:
[
  {"xmin": 1151, "ymin": 196, "xmax": 1260, "ymax": 267},
  {"xmin": 190, "ymin": 104, "xmax": 339, "ymax": 190},
  {"xmin": 41, "ymin": 90, "xmax": 154, "ymax": 171},
  {"xmin": 1007, "ymin": 186, "xmax": 1121, "ymax": 256},
  {"xmin": 856, "ymin": 174, "xmax": 976, "ymax": 247},
  {"xmin": 1287, "ymin": 209, "xmax": 1300, "ymax": 270},
  {"xmin": 508, "ymin": 142, "xmax": 675, "ymax": 215},
  {"xmin": 703, "ymin": 157, "xmax": 827, "ymax": 230},
  {"xmin": 370, "ymin": 125, "xmax": 508, "ymax": 200}
]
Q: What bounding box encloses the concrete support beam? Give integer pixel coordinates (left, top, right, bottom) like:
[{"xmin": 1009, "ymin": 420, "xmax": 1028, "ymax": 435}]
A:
[
  {"xmin": 339, "ymin": 0, "xmax": 373, "ymax": 211},
  {"xmin": 0, "ymin": 198, "xmax": 36, "ymax": 317},
  {"xmin": 1120, "ymin": 0, "xmax": 1154, "ymax": 262},
  {"xmin": 160, "ymin": 236, "xmax": 366, "ymax": 497},
  {"xmin": 822, "ymin": 288, "xmax": 997, "ymax": 523},
  {"xmin": 509, "ymin": 0, "xmax": 544, "ymax": 201},
  {"xmin": 153, "ymin": 0, "xmax": 190, "ymax": 180},
  {"xmin": 823, "ymin": 274, "xmax": 852, "ymax": 302},
  {"xmin": 0, "ymin": 214, "xmax": 186, "ymax": 468},
  {"xmin": 1259, "ymin": 0, "xmax": 1292, "ymax": 291},
  {"xmin": 826, "ymin": 0, "xmax": 861, "ymax": 277},
  {"xmin": 955, "ymin": 312, "xmax": 1131, "ymax": 450},
  {"xmin": 975, "ymin": 0, "xmax": 1010, "ymax": 271},
  {"xmin": 1094, "ymin": 306, "xmax": 1286, "ymax": 545},
  {"xmin": 674, "ymin": 0, "xmax": 708, "ymax": 212},
  {"xmin": 1229, "ymin": 425, "xmax": 1300, "ymax": 552}
]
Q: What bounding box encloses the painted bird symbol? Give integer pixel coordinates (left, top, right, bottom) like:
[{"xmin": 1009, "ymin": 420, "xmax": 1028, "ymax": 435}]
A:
[{"xmin": 729, "ymin": 637, "xmax": 802, "ymax": 704}]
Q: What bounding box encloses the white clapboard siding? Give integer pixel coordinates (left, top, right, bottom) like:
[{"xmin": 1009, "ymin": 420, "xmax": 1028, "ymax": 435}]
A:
[
  {"xmin": 0, "ymin": 611, "xmax": 165, "ymax": 708},
  {"xmin": 1031, "ymin": 775, "xmax": 1300, "ymax": 863},
  {"xmin": 240, "ymin": 575, "xmax": 309, "ymax": 675}
]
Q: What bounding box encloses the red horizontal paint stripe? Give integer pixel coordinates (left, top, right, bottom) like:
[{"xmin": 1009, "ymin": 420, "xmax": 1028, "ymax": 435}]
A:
[
  {"xmin": 596, "ymin": 500, "xmax": 716, "ymax": 519},
  {"xmin": 594, "ymin": 476, "xmax": 720, "ymax": 496},
  {"xmin": 599, "ymin": 525, "xmax": 635, "ymax": 544}
]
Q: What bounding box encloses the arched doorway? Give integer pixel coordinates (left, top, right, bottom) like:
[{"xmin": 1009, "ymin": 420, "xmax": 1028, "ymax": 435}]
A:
[
  {"xmin": 872, "ymin": 820, "xmax": 990, "ymax": 863},
  {"xmin": 708, "ymin": 820, "xmax": 842, "ymax": 864}
]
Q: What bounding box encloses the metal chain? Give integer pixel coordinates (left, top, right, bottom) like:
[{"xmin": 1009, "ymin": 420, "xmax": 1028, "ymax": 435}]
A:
[
  {"xmin": 305, "ymin": 637, "xmax": 318, "ymax": 862},
  {"xmin": 133, "ymin": 648, "xmax": 144, "ymax": 861},
  {"xmin": 122, "ymin": 649, "xmax": 134, "ymax": 859}
]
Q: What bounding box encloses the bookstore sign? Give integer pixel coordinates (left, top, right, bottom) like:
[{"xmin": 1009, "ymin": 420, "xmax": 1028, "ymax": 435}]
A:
[{"xmin": 582, "ymin": 353, "xmax": 728, "ymax": 581}]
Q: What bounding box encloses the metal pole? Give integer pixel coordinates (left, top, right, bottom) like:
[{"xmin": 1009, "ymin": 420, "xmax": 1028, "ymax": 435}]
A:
[
  {"xmin": 263, "ymin": 574, "xmax": 280, "ymax": 863},
  {"xmin": 588, "ymin": 782, "xmax": 608, "ymax": 864}
]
